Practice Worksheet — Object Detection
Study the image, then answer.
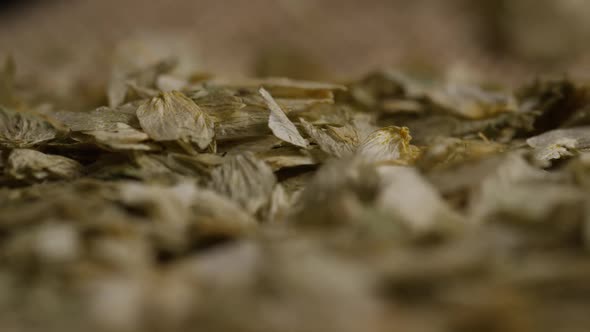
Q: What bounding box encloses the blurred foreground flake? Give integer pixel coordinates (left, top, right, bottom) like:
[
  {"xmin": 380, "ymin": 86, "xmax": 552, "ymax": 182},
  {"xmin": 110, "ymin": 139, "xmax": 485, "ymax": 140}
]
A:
[
  {"xmin": 136, "ymin": 91, "xmax": 215, "ymax": 149},
  {"xmin": 210, "ymin": 152, "xmax": 277, "ymax": 215},
  {"xmin": 376, "ymin": 166, "xmax": 464, "ymax": 234},
  {"xmin": 118, "ymin": 181, "xmax": 196, "ymax": 252},
  {"xmin": 189, "ymin": 189, "xmax": 258, "ymax": 237},
  {"xmin": 0, "ymin": 106, "xmax": 60, "ymax": 148},
  {"xmin": 357, "ymin": 126, "xmax": 420, "ymax": 164},
  {"xmin": 186, "ymin": 240, "xmax": 382, "ymax": 332},
  {"xmin": 260, "ymin": 88, "xmax": 309, "ymax": 148},
  {"xmin": 527, "ymin": 127, "xmax": 590, "ymax": 161},
  {"xmin": 292, "ymin": 159, "xmax": 381, "ymax": 227},
  {"xmin": 6, "ymin": 149, "xmax": 82, "ymax": 182},
  {"xmin": 468, "ymin": 152, "xmax": 584, "ymax": 227}
]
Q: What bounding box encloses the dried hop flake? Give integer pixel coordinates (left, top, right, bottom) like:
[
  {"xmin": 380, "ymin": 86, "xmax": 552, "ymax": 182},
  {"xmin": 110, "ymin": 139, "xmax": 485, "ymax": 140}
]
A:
[{"xmin": 357, "ymin": 126, "xmax": 420, "ymax": 164}]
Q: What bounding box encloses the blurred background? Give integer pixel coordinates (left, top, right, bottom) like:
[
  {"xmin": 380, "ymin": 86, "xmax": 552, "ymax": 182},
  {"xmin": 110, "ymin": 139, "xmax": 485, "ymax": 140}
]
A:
[{"xmin": 2, "ymin": 0, "xmax": 590, "ymax": 107}]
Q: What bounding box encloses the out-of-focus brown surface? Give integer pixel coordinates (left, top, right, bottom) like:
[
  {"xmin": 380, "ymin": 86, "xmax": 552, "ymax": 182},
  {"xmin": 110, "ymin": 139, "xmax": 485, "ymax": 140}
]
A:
[{"xmin": 2, "ymin": 0, "xmax": 590, "ymax": 84}]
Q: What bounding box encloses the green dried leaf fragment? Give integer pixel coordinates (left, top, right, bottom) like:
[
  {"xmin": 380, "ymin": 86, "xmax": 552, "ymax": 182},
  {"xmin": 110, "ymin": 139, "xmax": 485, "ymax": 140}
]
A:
[
  {"xmin": 6, "ymin": 149, "xmax": 82, "ymax": 182},
  {"xmin": 209, "ymin": 152, "xmax": 276, "ymax": 215},
  {"xmin": 0, "ymin": 106, "xmax": 60, "ymax": 148},
  {"xmin": 136, "ymin": 91, "xmax": 215, "ymax": 149},
  {"xmin": 260, "ymin": 87, "xmax": 309, "ymax": 148},
  {"xmin": 357, "ymin": 126, "xmax": 420, "ymax": 164}
]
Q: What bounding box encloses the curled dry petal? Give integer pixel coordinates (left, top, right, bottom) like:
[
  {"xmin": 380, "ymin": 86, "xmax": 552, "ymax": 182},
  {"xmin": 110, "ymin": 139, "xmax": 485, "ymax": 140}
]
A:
[
  {"xmin": 357, "ymin": 126, "xmax": 420, "ymax": 164},
  {"xmin": 260, "ymin": 87, "xmax": 309, "ymax": 148}
]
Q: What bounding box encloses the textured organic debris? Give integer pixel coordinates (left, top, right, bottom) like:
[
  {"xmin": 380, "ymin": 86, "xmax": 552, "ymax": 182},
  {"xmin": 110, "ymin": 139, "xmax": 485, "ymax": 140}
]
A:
[
  {"xmin": 0, "ymin": 106, "xmax": 60, "ymax": 148},
  {"xmin": 53, "ymin": 106, "xmax": 138, "ymax": 132},
  {"xmin": 376, "ymin": 165, "xmax": 464, "ymax": 234},
  {"xmin": 260, "ymin": 87, "xmax": 309, "ymax": 148},
  {"xmin": 301, "ymin": 118, "xmax": 359, "ymax": 158},
  {"xmin": 6, "ymin": 148, "xmax": 82, "ymax": 182},
  {"xmin": 431, "ymin": 83, "xmax": 517, "ymax": 119},
  {"xmin": 4, "ymin": 48, "xmax": 590, "ymax": 332},
  {"xmin": 209, "ymin": 152, "xmax": 277, "ymax": 215},
  {"xmin": 418, "ymin": 136, "xmax": 506, "ymax": 170},
  {"xmin": 136, "ymin": 91, "xmax": 215, "ymax": 149},
  {"xmin": 108, "ymin": 55, "xmax": 178, "ymax": 107},
  {"xmin": 78, "ymin": 123, "xmax": 152, "ymax": 151},
  {"xmin": 527, "ymin": 127, "xmax": 590, "ymax": 161},
  {"xmin": 357, "ymin": 126, "xmax": 420, "ymax": 164}
]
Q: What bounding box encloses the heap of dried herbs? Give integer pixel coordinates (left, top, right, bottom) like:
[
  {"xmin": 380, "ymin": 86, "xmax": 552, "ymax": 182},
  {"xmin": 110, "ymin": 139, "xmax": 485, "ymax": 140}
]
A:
[{"xmin": 2, "ymin": 52, "xmax": 590, "ymax": 332}]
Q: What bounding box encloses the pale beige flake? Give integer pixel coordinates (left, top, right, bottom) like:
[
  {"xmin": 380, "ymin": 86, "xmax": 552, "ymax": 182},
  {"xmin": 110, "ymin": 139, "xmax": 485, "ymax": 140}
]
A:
[
  {"xmin": 209, "ymin": 152, "xmax": 277, "ymax": 215},
  {"xmin": 82, "ymin": 123, "xmax": 152, "ymax": 151},
  {"xmin": 6, "ymin": 149, "xmax": 82, "ymax": 181},
  {"xmin": 260, "ymin": 87, "xmax": 309, "ymax": 148},
  {"xmin": 300, "ymin": 118, "xmax": 358, "ymax": 158},
  {"xmin": 527, "ymin": 127, "xmax": 590, "ymax": 161},
  {"xmin": 0, "ymin": 107, "xmax": 59, "ymax": 148},
  {"xmin": 136, "ymin": 91, "xmax": 215, "ymax": 149}
]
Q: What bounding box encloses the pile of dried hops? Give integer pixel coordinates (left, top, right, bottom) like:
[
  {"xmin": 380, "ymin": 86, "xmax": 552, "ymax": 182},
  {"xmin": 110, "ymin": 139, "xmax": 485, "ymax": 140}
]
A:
[{"xmin": 2, "ymin": 55, "xmax": 590, "ymax": 332}]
